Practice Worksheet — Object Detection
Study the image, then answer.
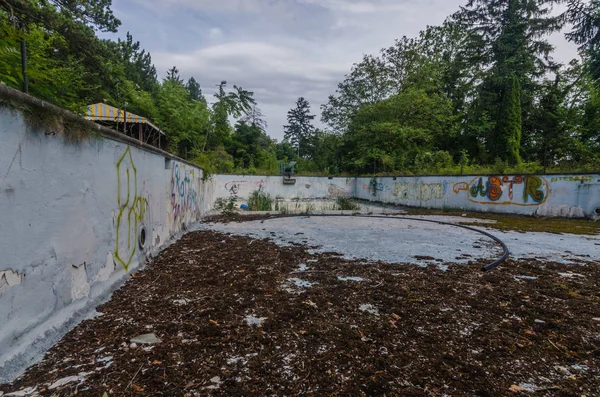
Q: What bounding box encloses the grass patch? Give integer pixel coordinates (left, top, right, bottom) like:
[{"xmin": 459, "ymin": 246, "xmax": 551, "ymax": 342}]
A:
[
  {"xmin": 335, "ymin": 197, "xmax": 361, "ymax": 211},
  {"xmin": 248, "ymin": 189, "xmax": 273, "ymax": 211}
]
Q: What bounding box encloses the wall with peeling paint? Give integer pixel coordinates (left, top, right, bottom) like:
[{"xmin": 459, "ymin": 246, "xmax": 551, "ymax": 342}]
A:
[
  {"xmin": 0, "ymin": 108, "xmax": 204, "ymax": 382},
  {"xmin": 355, "ymin": 175, "xmax": 600, "ymax": 219}
]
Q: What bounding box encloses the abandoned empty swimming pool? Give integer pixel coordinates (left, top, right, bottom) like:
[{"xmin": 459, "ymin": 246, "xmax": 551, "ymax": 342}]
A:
[{"xmin": 1, "ymin": 94, "xmax": 599, "ymax": 395}]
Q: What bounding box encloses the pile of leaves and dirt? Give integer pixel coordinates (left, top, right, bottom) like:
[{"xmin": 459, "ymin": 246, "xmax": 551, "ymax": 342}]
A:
[{"xmin": 1, "ymin": 231, "xmax": 599, "ymax": 396}]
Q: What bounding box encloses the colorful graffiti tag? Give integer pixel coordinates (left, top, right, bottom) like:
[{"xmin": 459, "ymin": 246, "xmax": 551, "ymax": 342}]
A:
[
  {"xmin": 170, "ymin": 163, "xmax": 200, "ymax": 222},
  {"xmin": 391, "ymin": 181, "xmax": 447, "ymax": 201},
  {"xmin": 453, "ymin": 176, "xmax": 548, "ymax": 206},
  {"xmin": 115, "ymin": 147, "xmax": 148, "ymax": 271}
]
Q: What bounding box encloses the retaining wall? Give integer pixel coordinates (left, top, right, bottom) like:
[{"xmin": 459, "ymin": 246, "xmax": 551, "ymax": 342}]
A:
[
  {"xmin": 205, "ymin": 174, "xmax": 600, "ymax": 219},
  {"xmin": 206, "ymin": 174, "xmax": 355, "ymax": 206},
  {"xmin": 355, "ymin": 175, "xmax": 600, "ymax": 219},
  {"xmin": 0, "ymin": 93, "xmax": 204, "ymax": 381}
]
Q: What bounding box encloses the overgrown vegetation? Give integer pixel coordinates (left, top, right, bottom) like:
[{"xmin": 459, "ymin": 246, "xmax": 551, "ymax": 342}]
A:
[
  {"xmin": 1, "ymin": 0, "xmax": 598, "ymax": 175},
  {"xmin": 247, "ymin": 189, "xmax": 274, "ymax": 211},
  {"xmin": 405, "ymin": 207, "xmax": 600, "ymax": 235},
  {"xmin": 215, "ymin": 191, "xmax": 238, "ymax": 217},
  {"xmin": 334, "ymin": 197, "xmax": 361, "ymax": 211}
]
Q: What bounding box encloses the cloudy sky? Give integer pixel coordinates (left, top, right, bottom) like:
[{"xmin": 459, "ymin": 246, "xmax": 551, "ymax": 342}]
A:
[{"xmin": 106, "ymin": 0, "xmax": 579, "ymax": 140}]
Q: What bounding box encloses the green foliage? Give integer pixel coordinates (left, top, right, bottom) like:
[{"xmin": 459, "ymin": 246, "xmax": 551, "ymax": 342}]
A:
[
  {"xmin": 494, "ymin": 74, "xmax": 522, "ymax": 165},
  {"xmin": 248, "ymin": 189, "xmax": 273, "ymax": 211},
  {"xmin": 335, "ymin": 197, "xmax": 361, "ymax": 211},
  {"xmin": 192, "ymin": 147, "xmax": 235, "ymax": 175},
  {"xmin": 1, "ymin": 0, "xmax": 598, "ymax": 177},
  {"xmin": 216, "ymin": 191, "xmax": 238, "ymax": 217},
  {"xmin": 284, "ymin": 97, "xmax": 316, "ymax": 159}
]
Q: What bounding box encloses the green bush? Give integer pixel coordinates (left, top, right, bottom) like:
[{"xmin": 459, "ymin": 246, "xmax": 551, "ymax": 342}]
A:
[
  {"xmin": 216, "ymin": 192, "xmax": 238, "ymax": 217},
  {"xmin": 335, "ymin": 197, "xmax": 361, "ymax": 211},
  {"xmin": 248, "ymin": 189, "xmax": 273, "ymax": 211}
]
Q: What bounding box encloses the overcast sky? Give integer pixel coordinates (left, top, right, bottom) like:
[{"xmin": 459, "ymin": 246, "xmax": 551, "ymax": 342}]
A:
[{"xmin": 106, "ymin": 0, "xmax": 579, "ymax": 141}]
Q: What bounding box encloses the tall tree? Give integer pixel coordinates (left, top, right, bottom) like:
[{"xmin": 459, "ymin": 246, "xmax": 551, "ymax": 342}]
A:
[
  {"xmin": 454, "ymin": 0, "xmax": 564, "ymax": 163},
  {"xmin": 3, "ymin": 0, "xmax": 120, "ymax": 32},
  {"xmin": 321, "ymin": 55, "xmax": 390, "ymax": 133},
  {"xmin": 185, "ymin": 77, "xmax": 204, "ymax": 102},
  {"xmin": 208, "ymin": 81, "xmax": 256, "ymax": 150},
  {"xmin": 284, "ymin": 97, "xmax": 316, "ymax": 158},
  {"xmin": 165, "ymin": 66, "xmax": 183, "ymax": 84},
  {"xmin": 117, "ymin": 32, "xmax": 157, "ymax": 92},
  {"xmin": 241, "ymin": 105, "xmax": 268, "ymax": 133},
  {"xmin": 565, "ymin": 0, "xmax": 600, "ymax": 82},
  {"xmin": 494, "ymin": 74, "xmax": 523, "ymax": 165}
]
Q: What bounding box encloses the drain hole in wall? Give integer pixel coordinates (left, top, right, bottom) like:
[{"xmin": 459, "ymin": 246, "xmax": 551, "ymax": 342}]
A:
[
  {"xmin": 595, "ymin": 207, "xmax": 600, "ymax": 215},
  {"xmin": 139, "ymin": 226, "xmax": 147, "ymax": 250}
]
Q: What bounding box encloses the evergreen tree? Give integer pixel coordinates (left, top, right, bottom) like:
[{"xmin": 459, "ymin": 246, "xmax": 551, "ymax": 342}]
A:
[
  {"xmin": 565, "ymin": 0, "xmax": 600, "ymax": 82},
  {"xmin": 494, "ymin": 74, "xmax": 522, "ymax": 165},
  {"xmin": 186, "ymin": 77, "xmax": 204, "ymax": 102},
  {"xmin": 455, "ymin": 0, "xmax": 564, "ymax": 163},
  {"xmin": 284, "ymin": 97, "xmax": 316, "ymax": 159},
  {"xmin": 165, "ymin": 66, "xmax": 182, "ymax": 84},
  {"xmin": 117, "ymin": 32, "xmax": 157, "ymax": 92}
]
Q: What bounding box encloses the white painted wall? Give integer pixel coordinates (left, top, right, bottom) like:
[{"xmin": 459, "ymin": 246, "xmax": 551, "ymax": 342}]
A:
[
  {"xmin": 204, "ymin": 174, "xmax": 355, "ymax": 211},
  {"xmin": 0, "ymin": 108, "xmax": 204, "ymax": 382},
  {"xmin": 354, "ymin": 175, "xmax": 600, "ymax": 219},
  {"xmin": 205, "ymin": 174, "xmax": 600, "ymax": 219}
]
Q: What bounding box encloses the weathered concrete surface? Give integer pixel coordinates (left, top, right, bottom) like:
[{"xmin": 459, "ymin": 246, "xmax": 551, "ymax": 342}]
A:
[
  {"xmin": 0, "ymin": 107, "xmax": 204, "ymax": 382},
  {"xmin": 206, "ymin": 175, "xmax": 355, "ymax": 209},
  {"xmin": 355, "ymin": 175, "xmax": 600, "ymax": 219},
  {"xmin": 207, "ymin": 174, "xmax": 600, "ymax": 219},
  {"xmin": 196, "ymin": 216, "xmax": 599, "ymax": 267}
]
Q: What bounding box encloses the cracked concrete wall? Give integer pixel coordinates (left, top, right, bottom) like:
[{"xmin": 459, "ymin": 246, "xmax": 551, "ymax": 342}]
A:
[
  {"xmin": 0, "ymin": 108, "xmax": 204, "ymax": 382},
  {"xmin": 355, "ymin": 175, "xmax": 600, "ymax": 219}
]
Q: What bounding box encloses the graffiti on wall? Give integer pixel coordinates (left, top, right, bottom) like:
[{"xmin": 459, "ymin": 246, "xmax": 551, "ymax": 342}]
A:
[
  {"xmin": 115, "ymin": 147, "xmax": 148, "ymax": 271},
  {"xmin": 391, "ymin": 181, "xmax": 447, "ymax": 201},
  {"xmin": 327, "ymin": 184, "xmax": 350, "ymax": 198},
  {"xmin": 224, "ymin": 179, "xmax": 266, "ymax": 195},
  {"xmin": 362, "ymin": 181, "xmax": 446, "ymax": 201},
  {"xmin": 170, "ymin": 163, "xmax": 200, "ymax": 222},
  {"xmin": 550, "ymin": 175, "xmax": 594, "ymax": 183},
  {"xmin": 453, "ymin": 176, "xmax": 548, "ymax": 206},
  {"xmin": 363, "ymin": 182, "xmax": 389, "ymax": 195}
]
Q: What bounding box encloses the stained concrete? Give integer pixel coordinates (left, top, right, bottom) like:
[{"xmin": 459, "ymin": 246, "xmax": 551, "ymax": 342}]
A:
[
  {"xmin": 208, "ymin": 174, "xmax": 600, "ymax": 219},
  {"xmin": 0, "ymin": 107, "xmax": 204, "ymax": 382},
  {"xmin": 196, "ymin": 216, "xmax": 599, "ymax": 267}
]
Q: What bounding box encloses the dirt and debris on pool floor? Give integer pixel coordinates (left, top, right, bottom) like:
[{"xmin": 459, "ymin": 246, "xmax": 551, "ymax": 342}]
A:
[{"xmin": 1, "ymin": 230, "xmax": 599, "ymax": 396}]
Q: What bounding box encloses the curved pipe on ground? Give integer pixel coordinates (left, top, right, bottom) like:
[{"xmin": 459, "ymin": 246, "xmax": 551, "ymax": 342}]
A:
[{"xmin": 262, "ymin": 214, "xmax": 509, "ymax": 271}]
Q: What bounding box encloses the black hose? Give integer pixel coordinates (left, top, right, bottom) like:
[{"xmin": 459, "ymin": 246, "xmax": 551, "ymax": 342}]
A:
[{"xmin": 261, "ymin": 214, "xmax": 509, "ymax": 271}]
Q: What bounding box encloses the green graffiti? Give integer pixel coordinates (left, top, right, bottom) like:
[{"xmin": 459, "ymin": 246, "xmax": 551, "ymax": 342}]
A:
[
  {"xmin": 470, "ymin": 177, "xmax": 487, "ymax": 198},
  {"xmin": 115, "ymin": 147, "xmax": 148, "ymax": 272},
  {"xmin": 523, "ymin": 176, "xmax": 545, "ymax": 203}
]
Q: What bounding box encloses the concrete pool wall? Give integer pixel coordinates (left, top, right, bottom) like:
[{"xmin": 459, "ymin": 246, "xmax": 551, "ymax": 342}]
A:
[
  {"xmin": 210, "ymin": 174, "xmax": 600, "ymax": 219},
  {"xmin": 0, "ymin": 88, "xmax": 205, "ymax": 381}
]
